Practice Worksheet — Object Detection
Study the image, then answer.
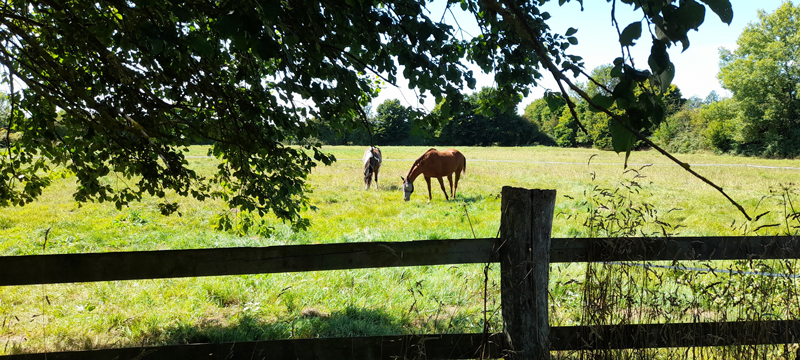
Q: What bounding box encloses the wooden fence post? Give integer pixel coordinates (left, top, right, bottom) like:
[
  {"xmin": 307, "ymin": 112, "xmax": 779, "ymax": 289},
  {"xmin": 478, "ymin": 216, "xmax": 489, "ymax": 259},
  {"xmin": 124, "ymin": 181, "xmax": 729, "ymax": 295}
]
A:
[{"xmin": 500, "ymin": 187, "xmax": 556, "ymax": 360}]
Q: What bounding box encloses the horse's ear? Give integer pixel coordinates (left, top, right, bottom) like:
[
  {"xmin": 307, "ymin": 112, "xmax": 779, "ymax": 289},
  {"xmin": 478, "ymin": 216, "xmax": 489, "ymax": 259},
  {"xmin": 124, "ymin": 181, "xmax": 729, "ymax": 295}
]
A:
[{"xmin": 400, "ymin": 176, "xmax": 405, "ymax": 182}]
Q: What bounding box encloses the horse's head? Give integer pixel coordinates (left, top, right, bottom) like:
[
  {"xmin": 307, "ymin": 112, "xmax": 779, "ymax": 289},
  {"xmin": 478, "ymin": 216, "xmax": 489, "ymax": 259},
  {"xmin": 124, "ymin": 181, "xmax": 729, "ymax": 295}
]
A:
[{"xmin": 401, "ymin": 176, "xmax": 413, "ymax": 201}]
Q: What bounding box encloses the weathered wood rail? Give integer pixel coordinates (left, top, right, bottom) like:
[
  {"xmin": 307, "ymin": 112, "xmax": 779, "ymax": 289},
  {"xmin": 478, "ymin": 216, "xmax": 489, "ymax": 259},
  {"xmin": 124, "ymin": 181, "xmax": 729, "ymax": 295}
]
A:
[
  {"xmin": 6, "ymin": 235, "xmax": 800, "ymax": 286},
  {"xmin": 1, "ymin": 187, "xmax": 799, "ymax": 359}
]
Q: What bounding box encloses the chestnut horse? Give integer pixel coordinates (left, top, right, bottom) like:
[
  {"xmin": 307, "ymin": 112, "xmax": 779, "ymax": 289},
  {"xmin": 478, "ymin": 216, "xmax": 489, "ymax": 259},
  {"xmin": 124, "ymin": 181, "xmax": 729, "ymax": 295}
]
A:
[
  {"xmin": 363, "ymin": 146, "xmax": 382, "ymax": 190},
  {"xmin": 401, "ymin": 148, "xmax": 465, "ymax": 201}
]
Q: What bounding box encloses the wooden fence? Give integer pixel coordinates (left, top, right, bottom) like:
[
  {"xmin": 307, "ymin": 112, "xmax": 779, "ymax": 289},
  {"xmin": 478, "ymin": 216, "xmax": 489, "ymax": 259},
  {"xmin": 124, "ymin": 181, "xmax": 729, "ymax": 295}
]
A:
[{"xmin": 1, "ymin": 187, "xmax": 800, "ymax": 359}]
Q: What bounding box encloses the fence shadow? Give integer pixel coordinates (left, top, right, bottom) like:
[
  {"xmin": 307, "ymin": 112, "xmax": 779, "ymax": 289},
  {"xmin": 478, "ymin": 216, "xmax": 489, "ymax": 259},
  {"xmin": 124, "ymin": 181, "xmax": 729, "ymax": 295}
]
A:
[{"xmin": 134, "ymin": 306, "xmax": 408, "ymax": 347}]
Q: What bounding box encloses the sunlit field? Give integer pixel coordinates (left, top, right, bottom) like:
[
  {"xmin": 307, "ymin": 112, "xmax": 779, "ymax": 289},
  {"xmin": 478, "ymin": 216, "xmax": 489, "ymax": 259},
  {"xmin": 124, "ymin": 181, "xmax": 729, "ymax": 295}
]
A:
[{"xmin": 1, "ymin": 145, "xmax": 798, "ymax": 354}]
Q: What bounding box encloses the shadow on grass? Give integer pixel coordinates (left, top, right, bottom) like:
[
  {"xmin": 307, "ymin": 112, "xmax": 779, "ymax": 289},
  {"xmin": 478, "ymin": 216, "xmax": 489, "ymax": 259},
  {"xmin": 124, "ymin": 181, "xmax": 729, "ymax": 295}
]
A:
[
  {"xmin": 140, "ymin": 306, "xmax": 410, "ymax": 346},
  {"xmin": 381, "ymin": 184, "xmax": 401, "ymax": 192},
  {"xmin": 452, "ymin": 195, "xmax": 483, "ymax": 204}
]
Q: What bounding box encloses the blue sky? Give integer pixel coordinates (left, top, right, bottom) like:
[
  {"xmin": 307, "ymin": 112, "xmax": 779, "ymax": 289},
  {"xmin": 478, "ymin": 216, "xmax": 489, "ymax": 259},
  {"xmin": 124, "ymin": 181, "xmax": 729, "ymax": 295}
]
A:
[{"xmin": 372, "ymin": 0, "xmax": 789, "ymax": 112}]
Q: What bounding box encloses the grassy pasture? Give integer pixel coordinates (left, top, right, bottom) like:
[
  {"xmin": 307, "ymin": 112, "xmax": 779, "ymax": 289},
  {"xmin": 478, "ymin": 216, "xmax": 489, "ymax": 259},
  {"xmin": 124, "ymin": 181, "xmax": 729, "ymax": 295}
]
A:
[{"xmin": 1, "ymin": 145, "xmax": 799, "ymax": 355}]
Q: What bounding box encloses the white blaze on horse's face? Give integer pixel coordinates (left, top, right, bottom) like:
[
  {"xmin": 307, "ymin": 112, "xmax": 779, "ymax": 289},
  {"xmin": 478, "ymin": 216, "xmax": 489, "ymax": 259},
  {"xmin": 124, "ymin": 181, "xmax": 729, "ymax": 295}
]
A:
[{"xmin": 403, "ymin": 180, "xmax": 414, "ymax": 201}]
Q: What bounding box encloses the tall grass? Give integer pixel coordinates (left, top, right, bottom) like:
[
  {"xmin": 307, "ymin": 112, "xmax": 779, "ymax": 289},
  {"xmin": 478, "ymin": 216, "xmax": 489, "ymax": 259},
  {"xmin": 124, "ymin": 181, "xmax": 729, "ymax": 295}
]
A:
[{"xmin": 1, "ymin": 145, "xmax": 799, "ymax": 355}]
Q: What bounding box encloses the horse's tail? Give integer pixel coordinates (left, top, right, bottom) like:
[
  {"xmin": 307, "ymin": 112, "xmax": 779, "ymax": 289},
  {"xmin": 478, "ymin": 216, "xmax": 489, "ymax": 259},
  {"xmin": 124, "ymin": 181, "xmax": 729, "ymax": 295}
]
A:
[{"xmin": 461, "ymin": 155, "xmax": 466, "ymax": 174}]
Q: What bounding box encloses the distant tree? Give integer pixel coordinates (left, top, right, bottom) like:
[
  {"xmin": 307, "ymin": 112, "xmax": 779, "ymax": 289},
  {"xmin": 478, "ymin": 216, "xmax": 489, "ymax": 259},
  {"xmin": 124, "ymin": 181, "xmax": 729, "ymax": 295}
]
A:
[
  {"xmin": 304, "ymin": 116, "xmax": 371, "ymax": 146},
  {"xmin": 653, "ymin": 96, "xmax": 742, "ymax": 154},
  {"xmin": 533, "ymin": 64, "xmax": 685, "ymax": 150},
  {"xmin": 682, "ymin": 96, "xmax": 704, "ymax": 110},
  {"xmin": 704, "ymin": 90, "xmax": 721, "ymax": 104},
  {"xmin": 580, "ymin": 65, "xmax": 617, "ymax": 149},
  {"xmin": 522, "ymin": 97, "xmax": 562, "ymax": 143},
  {"xmin": 551, "ymin": 104, "xmax": 585, "ymax": 147},
  {"xmin": 662, "ymin": 84, "xmax": 686, "ymax": 116},
  {"xmin": 374, "ymin": 99, "xmax": 411, "ymax": 145},
  {"xmin": 718, "ymin": 1, "xmax": 800, "ymax": 157},
  {"xmin": 652, "ymin": 106, "xmax": 704, "ymax": 153},
  {"xmin": 584, "ymin": 64, "xmax": 618, "ymax": 97},
  {"xmin": 700, "ymin": 98, "xmax": 742, "ymax": 153},
  {"xmin": 438, "ymin": 87, "xmax": 550, "ymax": 146}
]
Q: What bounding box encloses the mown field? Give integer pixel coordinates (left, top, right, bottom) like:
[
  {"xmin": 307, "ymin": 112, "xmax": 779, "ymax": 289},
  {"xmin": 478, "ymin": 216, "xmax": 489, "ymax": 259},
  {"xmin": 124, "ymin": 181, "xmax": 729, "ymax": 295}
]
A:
[{"xmin": 1, "ymin": 145, "xmax": 799, "ymax": 355}]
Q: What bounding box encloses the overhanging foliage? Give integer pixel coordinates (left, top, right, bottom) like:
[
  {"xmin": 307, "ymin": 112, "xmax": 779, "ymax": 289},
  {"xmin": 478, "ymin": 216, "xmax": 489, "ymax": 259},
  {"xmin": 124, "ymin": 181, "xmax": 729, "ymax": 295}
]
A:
[{"xmin": 0, "ymin": 0, "xmax": 746, "ymax": 227}]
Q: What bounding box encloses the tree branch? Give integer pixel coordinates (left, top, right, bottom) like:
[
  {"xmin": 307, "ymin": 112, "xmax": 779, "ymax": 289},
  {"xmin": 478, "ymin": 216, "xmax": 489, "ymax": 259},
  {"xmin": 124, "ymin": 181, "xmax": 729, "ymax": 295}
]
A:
[{"xmin": 483, "ymin": 0, "xmax": 752, "ymax": 220}]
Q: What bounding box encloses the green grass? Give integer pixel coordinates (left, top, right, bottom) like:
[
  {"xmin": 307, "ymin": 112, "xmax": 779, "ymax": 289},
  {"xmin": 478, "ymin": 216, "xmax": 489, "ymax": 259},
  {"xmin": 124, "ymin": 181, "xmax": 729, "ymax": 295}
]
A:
[{"xmin": 1, "ymin": 145, "xmax": 799, "ymax": 354}]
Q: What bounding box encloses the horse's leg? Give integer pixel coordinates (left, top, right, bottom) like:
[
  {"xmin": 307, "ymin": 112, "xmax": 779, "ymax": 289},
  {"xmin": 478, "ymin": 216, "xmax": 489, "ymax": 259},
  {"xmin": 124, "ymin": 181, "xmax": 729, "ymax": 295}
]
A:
[
  {"xmin": 436, "ymin": 177, "xmax": 449, "ymax": 201},
  {"xmin": 364, "ymin": 167, "xmax": 369, "ymax": 190},
  {"xmin": 446, "ymin": 174, "xmax": 454, "ymax": 198},
  {"xmin": 425, "ymin": 176, "xmax": 433, "ymax": 201},
  {"xmin": 374, "ymin": 168, "xmax": 379, "ymax": 190},
  {"xmin": 453, "ymin": 170, "xmax": 461, "ymax": 198}
]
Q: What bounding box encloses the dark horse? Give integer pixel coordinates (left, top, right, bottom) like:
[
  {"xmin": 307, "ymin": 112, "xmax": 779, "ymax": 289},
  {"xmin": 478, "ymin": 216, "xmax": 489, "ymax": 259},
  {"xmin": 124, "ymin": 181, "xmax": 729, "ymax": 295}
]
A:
[
  {"xmin": 363, "ymin": 146, "xmax": 382, "ymax": 190},
  {"xmin": 401, "ymin": 148, "xmax": 465, "ymax": 201}
]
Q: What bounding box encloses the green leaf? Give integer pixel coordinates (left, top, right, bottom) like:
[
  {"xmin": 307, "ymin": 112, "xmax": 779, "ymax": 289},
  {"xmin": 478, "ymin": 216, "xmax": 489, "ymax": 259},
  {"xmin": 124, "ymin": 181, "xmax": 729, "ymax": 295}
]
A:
[
  {"xmin": 612, "ymin": 79, "xmax": 632, "ymax": 99},
  {"xmin": 188, "ymin": 34, "xmax": 214, "ymax": 57},
  {"xmin": 440, "ymin": 100, "xmax": 451, "ymax": 118},
  {"xmin": 654, "ymin": 24, "xmax": 670, "ymax": 42},
  {"xmin": 679, "ymin": 37, "xmax": 690, "ymax": 52},
  {"xmin": 657, "ymin": 62, "xmax": 675, "ymax": 93},
  {"xmin": 609, "ymin": 120, "xmax": 636, "ymax": 167},
  {"xmin": 619, "ymin": 21, "xmax": 642, "ymax": 46},
  {"xmin": 567, "ymin": 36, "xmax": 578, "ymax": 45},
  {"xmin": 544, "ymin": 91, "xmax": 566, "ymax": 112},
  {"xmin": 590, "ymin": 94, "xmax": 614, "ymax": 112},
  {"xmin": 148, "ymin": 38, "xmax": 165, "ymax": 55},
  {"xmin": 648, "ymin": 39, "xmax": 670, "ymax": 74},
  {"xmin": 623, "ymin": 65, "xmax": 650, "ymax": 82},
  {"xmin": 565, "ymin": 27, "xmax": 578, "ymax": 36},
  {"xmin": 678, "ymin": 0, "xmax": 706, "ymax": 31},
  {"xmin": 699, "ymin": 0, "xmax": 733, "ymax": 24},
  {"xmin": 610, "ymin": 65, "xmax": 623, "ymax": 77}
]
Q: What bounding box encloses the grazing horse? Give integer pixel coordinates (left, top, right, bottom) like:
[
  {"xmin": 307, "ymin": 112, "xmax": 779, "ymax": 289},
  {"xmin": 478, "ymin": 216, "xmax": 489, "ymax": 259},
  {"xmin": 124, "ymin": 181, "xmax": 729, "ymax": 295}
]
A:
[
  {"xmin": 363, "ymin": 146, "xmax": 382, "ymax": 190},
  {"xmin": 401, "ymin": 148, "xmax": 466, "ymax": 201}
]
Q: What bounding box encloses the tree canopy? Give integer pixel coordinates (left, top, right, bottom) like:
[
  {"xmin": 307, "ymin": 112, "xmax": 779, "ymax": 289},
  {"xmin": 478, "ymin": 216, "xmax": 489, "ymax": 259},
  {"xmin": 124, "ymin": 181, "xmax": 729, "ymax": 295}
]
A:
[
  {"xmin": 654, "ymin": 2, "xmax": 800, "ymax": 159},
  {"xmin": 437, "ymin": 87, "xmax": 550, "ymax": 146},
  {"xmin": 374, "ymin": 99, "xmax": 413, "ymax": 145},
  {"xmin": 718, "ymin": 0, "xmax": 800, "ymax": 157},
  {"xmin": 525, "ymin": 64, "xmax": 684, "ymax": 150},
  {"xmin": 1, "ymin": 0, "xmax": 738, "ymax": 226}
]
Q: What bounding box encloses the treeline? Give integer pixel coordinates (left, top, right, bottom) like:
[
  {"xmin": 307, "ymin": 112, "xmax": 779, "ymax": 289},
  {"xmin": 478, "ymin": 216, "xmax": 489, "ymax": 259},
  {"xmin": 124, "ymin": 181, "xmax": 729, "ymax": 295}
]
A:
[
  {"xmin": 311, "ymin": 2, "xmax": 800, "ymax": 158},
  {"xmin": 309, "ymin": 55, "xmax": 798, "ymax": 159},
  {"xmin": 309, "ymin": 88, "xmax": 554, "ymax": 147},
  {"xmin": 525, "ymin": 1, "xmax": 800, "ymax": 158}
]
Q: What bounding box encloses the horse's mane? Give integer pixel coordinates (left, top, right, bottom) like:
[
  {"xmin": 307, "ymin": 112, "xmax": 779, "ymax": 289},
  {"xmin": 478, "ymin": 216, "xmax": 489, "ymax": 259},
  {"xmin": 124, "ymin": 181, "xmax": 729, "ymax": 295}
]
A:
[{"xmin": 406, "ymin": 148, "xmax": 437, "ymax": 176}]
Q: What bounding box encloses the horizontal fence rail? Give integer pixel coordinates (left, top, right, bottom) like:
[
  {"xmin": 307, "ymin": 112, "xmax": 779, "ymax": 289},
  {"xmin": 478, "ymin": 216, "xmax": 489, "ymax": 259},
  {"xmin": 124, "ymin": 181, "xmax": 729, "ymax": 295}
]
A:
[
  {"xmin": 3, "ymin": 235, "xmax": 798, "ymax": 359},
  {"xmin": 3, "ymin": 320, "xmax": 800, "ymax": 359},
  {"xmin": 2, "ymin": 236, "xmax": 797, "ymax": 286},
  {"xmin": 552, "ymin": 320, "xmax": 800, "ymax": 350},
  {"xmin": 0, "ymin": 333, "xmax": 506, "ymax": 360},
  {"xmin": 0, "ymin": 239, "xmax": 499, "ymax": 286},
  {"xmin": 552, "ymin": 235, "xmax": 800, "ymax": 263}
]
